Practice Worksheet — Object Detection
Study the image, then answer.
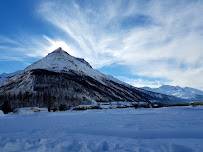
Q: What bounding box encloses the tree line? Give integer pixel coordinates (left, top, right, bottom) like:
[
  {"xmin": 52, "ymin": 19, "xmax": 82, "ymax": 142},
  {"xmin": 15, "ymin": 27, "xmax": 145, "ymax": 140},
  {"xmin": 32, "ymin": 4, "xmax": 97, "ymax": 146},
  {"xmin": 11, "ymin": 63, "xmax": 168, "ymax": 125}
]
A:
[{"xmin": 0, "ymin": 91, "xmax": 92, "ymax": 113}]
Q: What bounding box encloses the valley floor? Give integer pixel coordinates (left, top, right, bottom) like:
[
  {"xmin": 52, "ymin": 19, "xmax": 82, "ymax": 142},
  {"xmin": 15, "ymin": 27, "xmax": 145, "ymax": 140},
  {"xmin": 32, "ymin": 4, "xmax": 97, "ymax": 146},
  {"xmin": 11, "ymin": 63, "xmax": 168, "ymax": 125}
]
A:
[{"xmin": 0, "ymin": 107, "xmax": 203, "ymax": 152}]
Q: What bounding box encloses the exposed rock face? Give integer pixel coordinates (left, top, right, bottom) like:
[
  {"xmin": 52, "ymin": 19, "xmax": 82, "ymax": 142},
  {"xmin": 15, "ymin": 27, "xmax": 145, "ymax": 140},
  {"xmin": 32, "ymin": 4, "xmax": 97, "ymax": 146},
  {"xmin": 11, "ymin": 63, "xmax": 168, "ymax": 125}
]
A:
[{"xmin": 0, "ymin": 48, "xmax": 183, "ymax": 108}]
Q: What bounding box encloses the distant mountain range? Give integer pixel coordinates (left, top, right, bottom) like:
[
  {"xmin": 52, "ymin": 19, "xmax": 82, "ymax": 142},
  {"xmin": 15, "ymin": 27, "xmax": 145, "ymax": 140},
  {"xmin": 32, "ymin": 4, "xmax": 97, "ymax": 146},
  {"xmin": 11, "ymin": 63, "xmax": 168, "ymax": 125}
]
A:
[
  {"xmin": 142, "ymin": 85, "xmax": 203, "ymax": 101},
  {"xmin": 0, "ymin": 48, "xmax": 185, "ymax": 108},
  {"xmin": 0, "ymin": 71, "xmax": 22, "ymax": 85},
  {"xmin": 1, "ymin": 70, "xmax": 202, "ymax": 102}
]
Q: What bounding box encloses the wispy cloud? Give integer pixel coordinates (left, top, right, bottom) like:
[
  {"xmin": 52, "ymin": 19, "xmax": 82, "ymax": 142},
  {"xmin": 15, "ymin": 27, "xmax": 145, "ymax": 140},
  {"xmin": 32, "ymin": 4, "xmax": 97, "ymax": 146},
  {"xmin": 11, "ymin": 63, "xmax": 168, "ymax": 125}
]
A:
[
  {"xmin": 0, "ymin": 36, "xmax": 20, "ymax": 45},
  {"xmin": 0, "ymin": 0, "xmax": 202, "ymax": 89},
  {"xmin": 116, "ymin": 76, "xmax": 166, "ymax": 88},
  {"xmin": 36, "ymin": 0, "xmax": 203, "ymax": 89},
  {"xmin": 0, "ymin": 34, "xmax": 71, "ymax": 59}
]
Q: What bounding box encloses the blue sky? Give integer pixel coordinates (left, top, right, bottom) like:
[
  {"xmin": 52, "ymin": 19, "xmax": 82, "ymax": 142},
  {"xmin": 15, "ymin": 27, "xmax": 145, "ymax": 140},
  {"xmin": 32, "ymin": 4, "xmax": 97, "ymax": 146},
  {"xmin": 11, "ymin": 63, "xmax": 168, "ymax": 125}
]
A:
[{"xmin": 0, "ymin": 0, "xmax": 203, "ymax": 90}]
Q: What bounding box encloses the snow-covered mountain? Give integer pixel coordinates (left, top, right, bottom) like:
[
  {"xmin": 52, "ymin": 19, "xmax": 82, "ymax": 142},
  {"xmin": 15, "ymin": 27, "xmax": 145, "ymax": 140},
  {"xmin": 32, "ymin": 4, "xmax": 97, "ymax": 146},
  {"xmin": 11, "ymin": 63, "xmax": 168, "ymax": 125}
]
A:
[
  {"xmin": 0, "ymin": 70, "xmax": 22, "ymax": 85},
  {"xmin": 142, "ymin": 85, "xmax": 203, "ymax": 100},
  {"xmin": 24, "ymin": 48, "xmax": 105, "ymax": 83},
  {"xmin": 0, "ymin": 48, "xmax": 184, "ymax": 108}
]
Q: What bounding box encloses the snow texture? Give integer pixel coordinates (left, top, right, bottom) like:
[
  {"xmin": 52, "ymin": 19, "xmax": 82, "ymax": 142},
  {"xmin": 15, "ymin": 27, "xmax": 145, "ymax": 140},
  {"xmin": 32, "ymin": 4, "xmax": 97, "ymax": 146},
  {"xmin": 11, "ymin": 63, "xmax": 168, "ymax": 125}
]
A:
[
  {"xmin": 24, "ymin": 48, "xmax": 108, "ymax": 84},
  {"xmin": 0, "ymin": 107, "xmax": 203, "ymax": 152},
  {"xmin": 0, "ymin": 110, "xmax": 4, "ymax": 116}
]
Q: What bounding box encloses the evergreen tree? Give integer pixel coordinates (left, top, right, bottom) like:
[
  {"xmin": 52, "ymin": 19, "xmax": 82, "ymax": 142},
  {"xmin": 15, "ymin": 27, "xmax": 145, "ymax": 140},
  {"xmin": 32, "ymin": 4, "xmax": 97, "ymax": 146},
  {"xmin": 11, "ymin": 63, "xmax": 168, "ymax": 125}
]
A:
[
  {"xmin": 2, "ymin": 100, "xmax": 12, "ymax": 114},
  {"xmin": 59, "ymin": 104, "xmax": 67, "ymax": 111}
]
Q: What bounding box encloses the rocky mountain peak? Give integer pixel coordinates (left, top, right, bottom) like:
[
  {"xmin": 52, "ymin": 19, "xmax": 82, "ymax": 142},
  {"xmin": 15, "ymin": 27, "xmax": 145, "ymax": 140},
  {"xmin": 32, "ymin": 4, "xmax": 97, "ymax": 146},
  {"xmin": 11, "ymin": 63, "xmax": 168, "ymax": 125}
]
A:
[
  {"xmin": 23, "ymin": 48, "xmax": 105, "ymax": 83},
  {"xmin": 55, "ymin": 47, "xmax": 62, "ymax": 51},
  {"xmin": 0, "ymin": 48, "xmax": 186, "ymax": 108},
  {"xmin": 49, "ymin": 47, "xmax": 70, "ymax": 57}
]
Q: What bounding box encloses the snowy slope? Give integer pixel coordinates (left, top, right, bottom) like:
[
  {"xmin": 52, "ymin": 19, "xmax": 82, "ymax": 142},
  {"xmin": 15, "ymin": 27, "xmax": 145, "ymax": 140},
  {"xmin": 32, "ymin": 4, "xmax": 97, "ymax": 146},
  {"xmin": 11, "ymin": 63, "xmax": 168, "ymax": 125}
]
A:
[
  {"xmin": 0, "ymin": 48, "xmax": 186, "ymax": 107},
  {"xmin": 24, "ymin": 48, "xmax": 130, "ymax": 86},
  {"xmin": 0, "ymin": 70, "xmax": 22, "ymax": 85},
  {"xmin": 0, "ymin": 107, "xmax": 203, "ymax": 152},
  {"xmin": 24, "ymin": 47, "xmax": 107, "ymax": 84},
  {"xmin": 142, "ymin": 85, "xmax": 203, "ymax": 100}
]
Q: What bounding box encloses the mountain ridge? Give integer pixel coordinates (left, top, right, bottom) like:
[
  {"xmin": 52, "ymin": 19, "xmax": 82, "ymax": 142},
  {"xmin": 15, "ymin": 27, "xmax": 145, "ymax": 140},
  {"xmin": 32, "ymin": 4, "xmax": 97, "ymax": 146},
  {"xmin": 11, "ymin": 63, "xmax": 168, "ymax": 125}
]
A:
[
  {"xmin": 142, "ymin": 85, "xmax": 203, "ymax": 100},
  {"xmin": 0, "ymin": 48, "xmax": 187, "ymax": 108},
  {"xmin": 0, "ymin": 70, "xmax": 22, "ymax": 85}
]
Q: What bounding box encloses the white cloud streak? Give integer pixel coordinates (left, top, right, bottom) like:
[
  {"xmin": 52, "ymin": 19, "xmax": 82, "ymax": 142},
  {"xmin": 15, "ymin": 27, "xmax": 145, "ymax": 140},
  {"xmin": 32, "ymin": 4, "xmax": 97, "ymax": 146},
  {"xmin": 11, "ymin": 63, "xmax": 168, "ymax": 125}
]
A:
[
  {"xmin": 0, "ymin": 34, "xmax": 72, "ymax": 63},
  {"xmin": 36, "ymin": 0, "xmax": 203, "ymax": 89},
  {"xmin": 0, "ymin": 0, "xmax": 202, "ymax": 90},
  {"xmin": 116, "ymin": 76, "xmax": 165, "ymax": 88},
  {"xmin": 0, "ymin": 36, "xmax": 20, "ymax": 45}
]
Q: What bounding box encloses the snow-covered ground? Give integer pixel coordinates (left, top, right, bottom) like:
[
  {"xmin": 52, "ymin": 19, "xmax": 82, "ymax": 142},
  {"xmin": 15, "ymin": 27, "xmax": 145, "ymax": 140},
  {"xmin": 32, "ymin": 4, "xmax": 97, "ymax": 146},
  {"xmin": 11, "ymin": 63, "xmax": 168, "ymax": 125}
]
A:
[{"xmin": 0, "ymin": 107, "xmax": 203, "ymax": 152}]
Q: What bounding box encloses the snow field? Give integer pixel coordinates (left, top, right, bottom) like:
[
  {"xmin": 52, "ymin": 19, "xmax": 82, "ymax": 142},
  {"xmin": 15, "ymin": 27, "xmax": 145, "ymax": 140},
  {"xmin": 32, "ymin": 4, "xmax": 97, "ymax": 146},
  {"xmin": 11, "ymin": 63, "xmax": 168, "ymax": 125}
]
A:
[
  {"xmin": 0, "ymin": 107, "xmax": 203, "ymax": 152},
  {"xmin": 0, "ymin": 110, "xmax": 4, "ymax": 117}
]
